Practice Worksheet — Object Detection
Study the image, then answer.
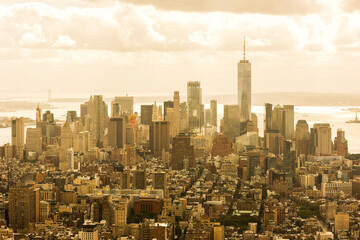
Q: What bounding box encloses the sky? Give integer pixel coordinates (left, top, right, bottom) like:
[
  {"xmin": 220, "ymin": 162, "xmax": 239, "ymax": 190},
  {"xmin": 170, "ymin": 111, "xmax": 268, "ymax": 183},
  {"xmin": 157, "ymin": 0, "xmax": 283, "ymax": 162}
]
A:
[{"xmin": 0, "ymin": 0, "xmax": 360, "ymax": 98}]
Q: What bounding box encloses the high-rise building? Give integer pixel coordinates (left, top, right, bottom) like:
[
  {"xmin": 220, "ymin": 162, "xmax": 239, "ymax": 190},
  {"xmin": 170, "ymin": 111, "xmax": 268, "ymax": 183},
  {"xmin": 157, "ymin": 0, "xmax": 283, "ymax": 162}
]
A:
[
  {"xmin": 265, "ymin": 103, "xmax": 273, "ymax": 133},
  {"xmin": 66, "ymin": 111, "xmax": 77, "ymax": 123},
  {"xmin": 152, "ymin": 102, "xmax": 162, "ymax": 122},
  {"xmin": 210, "ymin": 100, "xmax": 217, "ymax": 127},
  {"xmin": 111, "ymin": 102, "xmax": 120, "ymax": 118},
  {"xmin": 42, "ymin": 110, "xmax": 54, "ymax": 123},
  {"xmin": 149, "ymin": 121, "xmax": 170, "ymax": 157},
  {"xmin": 108, "ymin": 117, "xmax": 126, "ymax": 149},
  {"xmin": 283, "ymin": 105, "xmax": 294, "ymax": 139},
  {"xmin": 171, "ymin": 134, "xmax": 195, "ymax": 170},
  {"xmin": 334, "ymin": 129, "xmax": 348, "ymax": 158},
  {"xmin": 247, "ymin": 150, "xmax": 260, "ymax": 179},
  {"xmin": 153, "ymin": 171, "xmax": 167, "ymax": 190},
  {"xmin": 9, "ymin": 185, "xmax": 40, "ymax": 231},
  {"xmin": 25, "ymin": 128, "xmax": 42, "ymax": 155},
  {"xmin": 295, "ymin": 120, "xmax": 310, "ymax": 156},
  {"xmin": 272, "ymin": 105, "xmax": 284, "ymax": 135},
  {"xmin": 61, "ymin": 122, "xmax": 73, "ymax": 148},
  {"xmin": 84, "ymin": 95, "xmax": 108, "ymax": 147},
  {"xmin": 134, "ymin": 169, "xmax": 146, "ymax": 190},
  {"xmin": 283, "ymin": 139, "xmax": 296, "ymax": 175},
  {"xmin": 141, "ymin": 105, "xmax": 153, "ymax": 125},
  {"xmin": 121, "ymin": 170, "xmax": 131, "ymax": 189},
  {"xmin": 211, "ymin": 135, "xmax": 233, "ymax": 157},
  {"xmin": 187, "ymin": 81, "xmax": 202, "ymax": 130},
  {"xmin": 67, "ymin": 148, "xmax": 74, "ymax": 171},
  {"xmin": 36, "ymin": 105, "xmax": 42, "ymax": 123},
  {"xmin": 163, "ymin": 100, "xmax": 173, "ymax": 120},
  {"xmin": 335, "ymin": 212, "xmax": 349, "ymax": 233},
  {"xmin": 11, "ymin": 117, "xmax": 24, "ymax": 147},
  {"xmin": 79, "ymin": 221, "xmax": 99, "ymax": 240},
  {"xmin": 312, "ymin": 123, "xmax": 332, "ymax": 155},
  {"xmin": 172, "ymin": 91, "xmax": 180, "ymax": 136},
  {"xmin": 112, "ymin": 96, "xmax": 134, "ymax": 115},
  {"xmin": 222, "ymin": 105, "xmax": 240, "ymax": 141},
  {"xmin": 11, "ymin": 117, "xmax": 25, "ymax": 159},
  {"xmin": 204, "ymin": 109, "xmax": 211, "ymax": 126},
  {"xmin": 179, "ymin": 102, "xmax": 189, "ymax": 133},
  {"xmin": 238, "ymin": 40, "xmax": 251, "ymax": 123}
]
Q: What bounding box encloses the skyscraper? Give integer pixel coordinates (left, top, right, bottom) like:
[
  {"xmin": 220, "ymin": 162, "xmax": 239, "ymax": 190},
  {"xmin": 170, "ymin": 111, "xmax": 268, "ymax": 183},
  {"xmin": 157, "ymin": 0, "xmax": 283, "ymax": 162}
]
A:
[
  {"xmin": 149, "ymin": 121, "xmax": 170, "ymax": 157},
  {"xmin": 171, "ymin": 134, "xmax": 195, "ymax": 170},
  {"xmin": 11, "ymin": 117, "xmax": 24, "ymax": 147},
  {"xmin": 85, "ymin": 95, "xmax": 108, "ymax": 147},
  {"xmin": 238, "ymin": 39, "xmax": 251, "ymax": 123},
  {"xmin": 311, "ymin": 123, "xmax": 332, "ymax": 155},
  {"xmin": 172, "ymin": 91, "xmax": 180, "ymax": 136},
  {"xmin": 264, "ymin": 103, "xmax": 273, "ymax": 133},
  {"xmin": 9, "ymin": 185, "xmax": 40, "ymax": 231},
  {"xmin": 222, "ymin": 105, "xmax": 240, "ymax": 141},
  {"xmin": 112, "ymin": 95, "xmax": 134, "ymax": 115},
  {"xmin": 140, "ymin": 105, "xmax": 153, "ymax": 125},
  {"xmin": 335, "ymin": 129, "xmax": 348, "ymax": 158},
  {"xmin": 283, "ymin": 105, "xmax": 295, "ymax": 139},
  {"xmin": 134, "ymin": 169, "xmax": 147, "ymax": 190},
  {"xmin": 163, "ymin": 100, "xmax": 173, "ymax": 119},
  {"xmin": 295, "ymin": 120, "xmax": 310, "ymax": 156},
  {"xmin": 67, "ymin": 148, "xmax": 74, "ymax": 171},
  {"xmin": 210, "ymin": 100, "xmax": 217, "ymax": 127},
  {"xmin": 108, "ymin": 117, "xmax": 126, "ymax": 148},
  {"xmin": 187, "ymin": 81, "xmax": 202, "ymax": 130}
]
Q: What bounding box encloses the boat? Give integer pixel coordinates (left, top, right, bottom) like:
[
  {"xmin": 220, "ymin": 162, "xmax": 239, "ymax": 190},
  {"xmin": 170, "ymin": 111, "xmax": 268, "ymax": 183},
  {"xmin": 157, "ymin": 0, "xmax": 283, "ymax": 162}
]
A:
[{"xmin": 346, "ymin": 112, "xmax": 360, "ymax": 123}]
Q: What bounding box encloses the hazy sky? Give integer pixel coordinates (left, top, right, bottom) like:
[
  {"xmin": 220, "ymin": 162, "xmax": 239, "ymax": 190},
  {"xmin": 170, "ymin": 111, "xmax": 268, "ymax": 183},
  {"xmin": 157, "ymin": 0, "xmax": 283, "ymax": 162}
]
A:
[{"xmin": 1, "ymin": 0, "xmax": 360, "ymax": 97}]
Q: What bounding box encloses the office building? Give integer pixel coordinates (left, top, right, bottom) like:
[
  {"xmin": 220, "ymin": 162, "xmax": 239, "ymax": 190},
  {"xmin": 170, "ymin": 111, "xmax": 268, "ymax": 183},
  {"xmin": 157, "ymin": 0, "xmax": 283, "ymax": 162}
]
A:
[
  {"xmin": 149, "ymin": 121, "xmax": 170, "ymax": 157},
  {"xmin": 187, "ymin": 81, "xmax": 202, "ymax": 130},
  {"xmin": 334, "ymin": 129, "xmax": 348, "ymax": 158},
  {"xmin": 141, "ymin": 105, "xmax": 153, "ymax": 125},
  {"xmin": 283, "ymin": 105, "xmax": 294, "ymax": 139},
  {"xmin": 134, "ymin": 169, "xmax": 146, "ymax": 190},
  {"xmin": 171, "ymin": 134, "xmax": 195, "ymax": 170},
  {"xmin": 335, "ymin": 212, "xmax": 349, "ymax": 233},
  {"xmin": 172, "ymin": 91, "xmax": 180, "ymax": 136},
  {"xmin": 163, "ymin": 100, "xmax": 173, "ymax": 119},
  {"xmin": 295, "ymin": 120, "xmax": 310, "ymax": 156},
  {"xmin": 25, "ymin": 128, "xmax": 42, "ymax": 155},
  {"xmin": 112, "ymin": 95, "xmax": 134, "ymax": 115},
  {"xmin": 222, "ymin": 105, "xmax": 240, "ymax": 141},
  {"xmin": 153, "ymin": 171, "xmax": 167, "ymax": 190},
  {"xmin": 210, "ymin": 99, "xmax": 217, "ymax": 127},
  {"xmin": 11, "ymin": 117, "xmax": 24, "ymax": 147},
  {"xmin": 67, "ymin": 148, "xmax": 74, "ymax": 171},
  {"xmin": 265, "ymin": 103, "xmax": 273, "ymax": 133},
  {"xmin": 312, "ymin": 123, "xmax": 332, "ymax": 155},
  {"xmin": 83, "ymin": 95, "xmax": 108, "ymax": 147},
  {"xmin": 9, "ymin": 185, "xmax": 40, "ymax": 231},
  {"xmin": 108, "ymin": 117, "xmax": 126, "ymax": 149},
  {"xmin": 238, "ymin": 40, "xmax": 251, "ymax": 123}
]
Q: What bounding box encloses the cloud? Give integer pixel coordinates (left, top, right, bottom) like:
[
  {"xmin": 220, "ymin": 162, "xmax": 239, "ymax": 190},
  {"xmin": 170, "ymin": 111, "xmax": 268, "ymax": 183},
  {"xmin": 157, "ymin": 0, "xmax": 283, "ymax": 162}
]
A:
[
  {"xmin": 19, "ymin": 24, "xmax": 47, "ymax": 47},
  {"xmin": 102, "ymin": 0, "xmax": 324, "ymax": 15},
  {"xmin": 341, "ymin": 0, "xmax": 360, "ymax": 12},
  {"xmin": 52, "ymin": 35, "xmax": 76, "ymax": 48}
]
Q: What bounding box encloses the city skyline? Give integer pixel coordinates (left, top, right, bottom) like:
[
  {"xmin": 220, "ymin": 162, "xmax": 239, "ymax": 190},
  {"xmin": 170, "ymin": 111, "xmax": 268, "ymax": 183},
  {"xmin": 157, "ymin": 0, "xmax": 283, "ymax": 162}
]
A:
[{"xmin": 1, "ymin": 0, "xmax": 360, "ymax": 96}]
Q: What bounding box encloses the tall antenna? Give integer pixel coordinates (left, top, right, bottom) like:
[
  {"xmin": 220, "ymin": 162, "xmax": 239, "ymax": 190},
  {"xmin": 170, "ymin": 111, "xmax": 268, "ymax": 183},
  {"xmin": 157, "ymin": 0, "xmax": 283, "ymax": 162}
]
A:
[{"xmin": 243, "ymin": 36, "xmax": 246, "ymax": 61}]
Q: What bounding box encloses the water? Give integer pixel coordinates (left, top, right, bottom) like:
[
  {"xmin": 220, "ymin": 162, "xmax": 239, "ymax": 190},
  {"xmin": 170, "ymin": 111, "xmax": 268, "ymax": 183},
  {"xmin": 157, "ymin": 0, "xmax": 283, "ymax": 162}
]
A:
[{"xmin": 0, "ymin": 101, "xmax": 359, "ymax": 153}]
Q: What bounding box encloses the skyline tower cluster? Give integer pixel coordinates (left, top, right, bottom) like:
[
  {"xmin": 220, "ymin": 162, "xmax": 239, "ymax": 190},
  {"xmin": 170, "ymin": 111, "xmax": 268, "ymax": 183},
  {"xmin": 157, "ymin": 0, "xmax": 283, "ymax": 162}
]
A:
[{"xmin": 0, "ymin": 40, "xmax": 356, "ymax": 240}]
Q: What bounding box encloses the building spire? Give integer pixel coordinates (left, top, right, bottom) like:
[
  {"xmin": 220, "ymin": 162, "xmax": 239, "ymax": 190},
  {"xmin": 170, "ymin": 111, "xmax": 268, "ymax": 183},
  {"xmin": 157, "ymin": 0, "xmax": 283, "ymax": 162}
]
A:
[{"xmin": 243, "ymin": 36, "xmax": 246, "ymax": 61}]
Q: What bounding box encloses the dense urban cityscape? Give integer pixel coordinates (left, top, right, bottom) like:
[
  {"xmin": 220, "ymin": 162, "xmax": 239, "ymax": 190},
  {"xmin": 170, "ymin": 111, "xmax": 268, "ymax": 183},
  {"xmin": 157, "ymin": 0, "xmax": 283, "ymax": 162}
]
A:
[{"xmin": 0, "ymin": 40, "xmax": 358, "ymax": 240}]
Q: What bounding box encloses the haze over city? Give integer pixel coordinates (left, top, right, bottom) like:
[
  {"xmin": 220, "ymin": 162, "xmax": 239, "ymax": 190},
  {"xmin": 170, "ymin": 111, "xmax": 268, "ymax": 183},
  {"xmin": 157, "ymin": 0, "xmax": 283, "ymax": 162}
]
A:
[
  {"xmin": 1, "ymin": 0, "xmax": 360, "ymax": 95},
  {"xmin": 0, "ymin": 1, "xmax": 360, "ymax": 240}
]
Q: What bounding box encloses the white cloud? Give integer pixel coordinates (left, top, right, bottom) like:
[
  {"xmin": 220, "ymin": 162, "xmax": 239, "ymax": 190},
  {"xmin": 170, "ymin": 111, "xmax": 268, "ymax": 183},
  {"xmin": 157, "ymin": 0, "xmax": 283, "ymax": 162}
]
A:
[
  {"xmin": 52, "ymin": 35, "xmax": 76, "ymax": 48},
  {"xmin": 19, "ymin": 24, "xmax": 47, "ymax": 47}
]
